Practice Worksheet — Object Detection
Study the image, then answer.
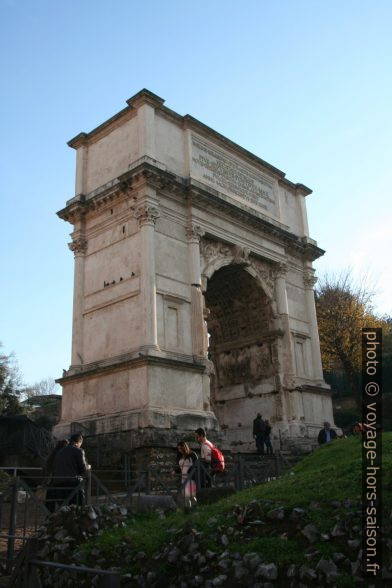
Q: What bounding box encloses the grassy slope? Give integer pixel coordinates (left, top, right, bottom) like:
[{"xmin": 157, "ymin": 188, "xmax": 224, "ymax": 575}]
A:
[{"xmin": 81, "ymin": 434, "xmax": 392, "ymax": 584}]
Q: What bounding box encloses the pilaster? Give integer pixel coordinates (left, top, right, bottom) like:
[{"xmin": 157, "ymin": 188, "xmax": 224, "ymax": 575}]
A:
[
  {"xmin": 186, "ymin": 224, "xmax": 206, "ymax": 358},
  {"xmin": 303, "ymin": 268, "xmax": 324, "ymax": 380},
  {"xmin": 134, "ymin": 201, "xmax": 160, "ymax": 351},
  {"xmin": 274, "ymin": 262, "xmax": 296, "ymax": 420},
  {"xmin": 68, "ymin": 234, "xmax": 87, "ymax": 367},
  {"xmin": 275, "ymin": 262, "xmax": 289, "ymax": 315}
]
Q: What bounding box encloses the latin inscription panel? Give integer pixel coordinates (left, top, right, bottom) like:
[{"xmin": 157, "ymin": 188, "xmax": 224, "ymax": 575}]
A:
[{"xmin": 191, "ymin": 134, "xmax": 277, "ymax": 217}]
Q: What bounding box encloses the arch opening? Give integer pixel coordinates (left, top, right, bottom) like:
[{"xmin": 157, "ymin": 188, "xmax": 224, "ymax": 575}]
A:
[{"xmin": 205, "ymin": 265, "xmax": 278, "ymax": 440}]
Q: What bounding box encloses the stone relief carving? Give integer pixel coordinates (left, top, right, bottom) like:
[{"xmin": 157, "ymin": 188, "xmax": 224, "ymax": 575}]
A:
[
  {"xmin": 214, "ymin": 343, "xmax": 275, "ymax": 387},
  {"xmin": 232, "ymin": 245, "xmax": 251, "ymax": 266},
  {"xmin": 200, "ymin": 238, "xmax": 275, "ymax": 294},
  {"xmin": 200, "ymin": 239, "xmax": 231, "ymax": 262},
  {"xmin": 68, "ymin": 237, "xmax": 87, "ymax": 255},
  {"xmin": 249, "ymin": 257, "xmax": 275, "ymax": 294},
  {"xmin": 200, "ymin": 239, "xmax": 252, "ymax": 267},
  {"xmin": 208, "ymin": 300, "xmax": 273, "ymax": 344},
  {"xmin": 271, "ymin": 340, "xmax": 281, "ymax": 373}
]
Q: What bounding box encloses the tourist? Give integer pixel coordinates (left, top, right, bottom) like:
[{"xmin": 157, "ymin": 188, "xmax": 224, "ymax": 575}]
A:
[
  {"xmin": 253, "ymin": 413, "xmax": 266, "ymax": 455},
  {"xmin": 44, "ymin": 439, "xmax": 69, "ymax": 513},
  {"xmin": 52, "ymin": 433, "xmax": 90, "ymax": 506},
  {"xmin": 317, "ymin": 421, "xmax": 337, "ymax": 445},
  {"xmin": 195, "ymin": 427, "xmax": 213, "ymax": 487},
  {"xmin": 264, "ymin": 419, "xmax": 273, "ymax": 454},
  {"xmin": 176, "ymin": 441, "xmax": 198, "ymax": 508}
]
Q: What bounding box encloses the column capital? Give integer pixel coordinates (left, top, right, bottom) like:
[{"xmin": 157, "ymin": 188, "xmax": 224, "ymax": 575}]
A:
[
  {"xmin": 134, "ymin": 204, "xmax": 160, "ymax": 228},
  {"xmin": 68, "ymin": 237, "xmax": 87, "ymax": 256},
  {"xmin": 186, "ymin": 224, "xmax": 205, "ymax": 243},
  {"xmin": 303, "ymin": 269, "xmax": 318, "ymax": 289},
  {"xmin": 274, "ymin": 262, "xmax": 288, "ymax": 279}
]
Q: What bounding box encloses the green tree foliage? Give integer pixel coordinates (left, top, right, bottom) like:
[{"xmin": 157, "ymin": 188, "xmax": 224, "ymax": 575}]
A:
[
  {"xmin": 0, "ymin": 344, "xmax": 24, "ymax": 416},
  {"xmin": 383, "ymin": 318, "xmax": 392, "ymax": 390},
  {"xmin": 382, "ymin": 318, "xmax": 392, "ymax": 430},
  {"xmin": 315, "ymin": 272, "xmax": 387, "ymax": 409}
]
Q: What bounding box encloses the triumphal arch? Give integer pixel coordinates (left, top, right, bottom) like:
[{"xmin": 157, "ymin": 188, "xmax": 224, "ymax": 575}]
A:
[{"xmin": 55, "ymin": 89, "xmax": 334, "ymax": 454}]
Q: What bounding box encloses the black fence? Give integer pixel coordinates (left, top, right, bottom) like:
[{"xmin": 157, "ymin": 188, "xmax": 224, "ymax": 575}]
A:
[
  {"xmin": 9, "ymin": 538, "xmax": 120, "ymax": 587},
  {"xmin": 0, "ymin": 453, "xmax": 297, "ymax": 583}
]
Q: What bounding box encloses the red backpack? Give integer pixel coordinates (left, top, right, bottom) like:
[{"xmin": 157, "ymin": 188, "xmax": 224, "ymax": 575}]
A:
[{"xmin": 205, "ymin": 441, "xmax": 225, "ymax": 472}]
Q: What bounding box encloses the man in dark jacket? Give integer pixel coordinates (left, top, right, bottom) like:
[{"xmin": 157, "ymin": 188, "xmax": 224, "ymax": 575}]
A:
[
  {"xmin": 253, "ymin": 413, "xmax": 266, "ymax": 455},
  {"xmin": 318, "ymin": 422, "xmax": 337, "ymax": 445},
  {"xmin": 52, "ymin": 433, "xmax": 90, "ymax": 506}
]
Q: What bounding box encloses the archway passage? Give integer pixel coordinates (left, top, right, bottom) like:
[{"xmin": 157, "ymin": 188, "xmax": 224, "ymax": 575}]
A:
[{"xmin": 205, "ymin": 265, "xmax": 277, "ymax": 428}]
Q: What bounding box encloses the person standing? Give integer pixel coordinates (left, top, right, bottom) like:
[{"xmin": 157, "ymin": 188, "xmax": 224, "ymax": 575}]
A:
[
  {"xmin": 44, "ymin": 439, "xmax": 69, "ymax": 513},
  {"xmin": 176, "ymin": 441, "xmax": 198, "ymax": 508},
  {"xmin": 318, "ymin": 421, "xmax": 337, "ymax": 445},
  {"xmin": 52, "ymin": 433, "xmax": 90, "ymax": 506},
  {"xmin": 195, "ymin": 427, "xmax": 212, "ymax": 487},
  {"xmin": 253, "ymin": 413, "xmax": 266, "ymax": 455},
  {"xmin": 264, "ymin": 419, "xmax": 273, "ymax": 454}
]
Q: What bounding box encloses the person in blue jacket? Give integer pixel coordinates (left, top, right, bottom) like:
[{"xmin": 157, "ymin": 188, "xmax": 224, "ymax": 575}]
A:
[{"xmin": 318, "ymin": 421, "xmax": 337, "ymax": 445}]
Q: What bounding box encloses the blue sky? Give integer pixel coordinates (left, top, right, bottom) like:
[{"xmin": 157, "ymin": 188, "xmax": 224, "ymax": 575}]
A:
[{"xmin": 1, "ymin": 0, "xmax": 391, "ymax": 385}]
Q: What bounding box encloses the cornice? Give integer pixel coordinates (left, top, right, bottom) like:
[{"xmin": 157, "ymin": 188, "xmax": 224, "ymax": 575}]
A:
[
  {"xmin": 301, "ymin": 240, "xmax": 325, "ymax": 262},
  {"xmin": 117, "ymin": 157, "xmax": 180, "ymax": 191},
  {"xmin": 187, "ymin": 179, "xmax": 324, "ymax": 261},
  {"xmin": 68, "ymin": 91, "xmax": 165, "ymax": 150},
  {"xmin": 58, "ymin": 160, "xmax": 324, "ymax": 262},
  {"xmin": 298, "ymin": 383, "xmax": 332, "ymax": 395},
  {"xmin": 57, "ymin": 352, "xmax": 205, "ymax": 384},
  {"xmin": 125, "ymin": 88, "xmax": 165, "ymax": 109},
  {"xmin": 67, "ymin": 106, "xmax": 136, "ymax": 149},
  {"xmin": 278, "ymin": 179, "xmax": 312, "ymax": 196},
  {"xmin": 67, "ymin": 132, "xmax": 88, "ymax": 149},
  {"xmin": 57, "ymin": 195, "xmax": 87, "ymax": 223}
]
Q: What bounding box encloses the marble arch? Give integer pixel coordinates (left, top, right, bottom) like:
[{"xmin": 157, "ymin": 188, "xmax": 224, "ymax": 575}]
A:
[{"xmin": 54, "ymin": 89, "xmax": 335, "ymax": 456}]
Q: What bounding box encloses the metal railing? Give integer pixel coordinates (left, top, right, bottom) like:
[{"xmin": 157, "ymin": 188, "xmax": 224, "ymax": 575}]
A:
[
  {"xmin": 8, "ymin": 538, "xmax": 120, "ymax": 587},
  {"xmin": 0, "ymin": 453, "xmax": 297, "ymax": 580},
  {"xmin": 0, "ymin": 473, "xmax": 85, "ymax": 573}
]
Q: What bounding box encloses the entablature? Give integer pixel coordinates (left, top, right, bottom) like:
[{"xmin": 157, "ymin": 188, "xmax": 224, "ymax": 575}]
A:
[{"xmin": 57, "ymin": 160, "xmax": 324, "ymax": 262}]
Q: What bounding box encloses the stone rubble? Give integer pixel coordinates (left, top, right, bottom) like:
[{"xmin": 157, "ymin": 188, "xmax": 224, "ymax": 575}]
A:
[{"xmin": 30, "ymin": 497, "xmax": 392, "ymax": 587}]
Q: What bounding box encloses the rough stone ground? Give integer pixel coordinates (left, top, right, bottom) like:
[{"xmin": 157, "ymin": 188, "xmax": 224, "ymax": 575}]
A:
[{"xmin": 31, "ymin": 498, "xmax": 392, "ymax": 587}]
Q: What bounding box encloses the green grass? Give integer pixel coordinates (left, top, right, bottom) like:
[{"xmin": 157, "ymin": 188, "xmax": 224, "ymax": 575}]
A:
[
  {"xmin": 80, "ymin": 433, "xmax": 392, "ymax": 581},
  {"xmin": 229, "ymin": 537, "xmax": 305, "ymax": 564},
  {"xmin": 82, "ymin": 511, "xmax": 181, "ymax": 555}
]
